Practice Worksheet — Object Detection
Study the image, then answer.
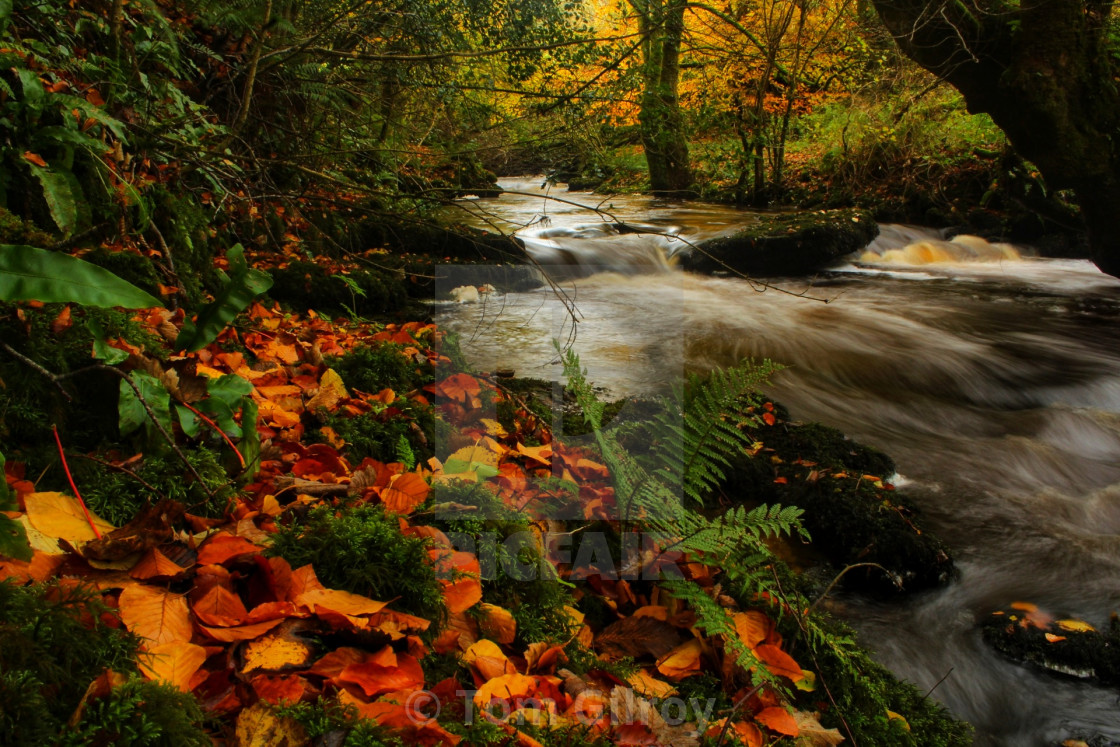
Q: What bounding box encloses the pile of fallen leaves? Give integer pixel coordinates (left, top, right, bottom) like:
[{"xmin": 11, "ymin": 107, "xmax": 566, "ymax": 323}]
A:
[{"xmin": 0, "ymin": 295, "xmax": 845, "ymax": 747}]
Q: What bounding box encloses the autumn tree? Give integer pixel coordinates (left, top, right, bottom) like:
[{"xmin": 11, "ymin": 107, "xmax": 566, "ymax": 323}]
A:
[
  {"xmin": 869, "ymin": 0, "xmax": 1120, "ymax": 277},
  {"xmin": 631, "ymin": 0, "xmax": 696, "ymax": 196}
]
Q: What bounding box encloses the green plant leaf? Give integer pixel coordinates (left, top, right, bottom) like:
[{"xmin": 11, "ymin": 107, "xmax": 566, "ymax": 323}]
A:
[
  {"xmin": 238, "ymin": 397, "xmax": 260, "ymax": 481},
  {"xmin": 87, "ymin": 320, "xmax": 130, "ymax": 364},
  {"xmin": 0, "ymin": 244, "xmax": 163, "ymax": 308},
  {"xmin": 175, "ymin": 403, "xmax": 201, "ymax": 438},
  {"xmin": 25, "ymin": 162, "xmax": 82, "ymax": 234},
  {"xmin": 0, "ymin": 514, "xmax": 32, "ymax": 561},
  {"xmin": 119, "ymin": 371, "xmax": 172, "ymax": 439},
  {"xmin": 175, "ymin": 244, "xmax": 272, "ymax": 352}
]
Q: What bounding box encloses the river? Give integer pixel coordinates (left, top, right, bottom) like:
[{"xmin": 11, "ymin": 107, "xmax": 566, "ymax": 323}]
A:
[{"xmin": 439, "ymin": 178, "xmax": 1120, "ymax": 745}]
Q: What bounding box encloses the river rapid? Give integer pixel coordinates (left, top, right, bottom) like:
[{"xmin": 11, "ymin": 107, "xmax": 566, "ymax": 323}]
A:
[{"xmin": 439, "ymin": 178, "xmax": 1120, "ymax": 745}]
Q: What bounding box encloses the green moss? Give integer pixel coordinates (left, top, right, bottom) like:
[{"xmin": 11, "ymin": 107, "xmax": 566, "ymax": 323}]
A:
[
  {"xmin": 267, "ymin": 504, "xmax": 446, "ymax": 628},
  {"xmin": 81, "ymin": 249, "xmax": 163, "ymax": 301},
  {"xmin": 0, "ymin": 206, "xmax": 56, "ymax": 246},
  {"xmin": 63, "ymin": 677, "xmax": 210, "ymax": 747},
  {"xmin": 314, "ymin": 402, "xmax": 433, "ymax": 465},
  {"xmin": 274, "ymin": 699, "xmax": 404, "ymax": 747},
  {"xmin": 327, "ymin": 343, "xmax": 431, "ymax": 395},
  {"xmin": 66, "ymin": 446, "xmax": 235, "ymax": 525},
  {"xmin": 807, "ymin": 615, "xmax": 973, "ymax": 746},
  {"xmin": 0, "ymin": 303, "xmax": 167, "ymax": 450},
  {"xmin": 0, "ymin": 581, "xmax": 142, "ymax": 746}
]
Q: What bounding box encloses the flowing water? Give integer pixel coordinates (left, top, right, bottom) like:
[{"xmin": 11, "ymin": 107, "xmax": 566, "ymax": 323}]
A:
[{"xmin": 441, "ymin": 179, "xmax": 1120, "ymax": 745}]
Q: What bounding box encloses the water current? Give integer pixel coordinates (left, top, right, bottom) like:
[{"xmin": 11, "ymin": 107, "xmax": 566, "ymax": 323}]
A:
[{"xmin": 439, "ymin": 178, "xmax": 1120, "ymax": 745}]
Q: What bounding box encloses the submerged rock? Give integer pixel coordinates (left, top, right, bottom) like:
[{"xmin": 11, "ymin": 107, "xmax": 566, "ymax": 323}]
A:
[
  {"xmin": 683, "ymin": 208, "xmax": 878, "ymax": 276},
  {"xmin": 982, "ymin": 605, "xmax": 1120, "ymax": 686}
]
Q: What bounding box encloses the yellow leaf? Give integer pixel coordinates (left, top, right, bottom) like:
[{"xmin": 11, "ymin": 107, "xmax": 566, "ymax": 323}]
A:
[
  {"xmin": 796, "ymin": 709, "xmax": 847, "ymax": 743},
  {"xmin": 233, "ymin": 701, "xmax": 309, "ymax": 747},
  {"xmin": 627, "ymin": 669, "xmax": 677, "ymax": 698},
  {"xmin": 140, "ymin": 641, "xmax": 207, "ymax": 692},
  {"xmin": 1045, "ymin": 633, "xmax": 1067, "ymax": 643},
  {"xmin": 517, "ymin": 442, "xmax": 553, "ymax": 466},
  {"xmin": 1056, "ymin": 619, "xmax": 1096, "ymax": 633},
  {"xmin": 655, "ymin": 639, "xmax": 703, "ymax": 680},
  {"xmin": 24, "ymin": 491, "xmax": 114, "ymax": 543},
  {"xmin": 886, "ymin": 709, "xmax": 910, "ymax": 731},
  {"xmin": 306, "ymin": 368, "xmax": 348, "ymax": 412},
  {"xmin": 463, "ymin": 639, "xmax": 517, "ymax": 680},
  {"xmin": 480, "ymin": 418, "xmax": 508, "ymax": 437}
]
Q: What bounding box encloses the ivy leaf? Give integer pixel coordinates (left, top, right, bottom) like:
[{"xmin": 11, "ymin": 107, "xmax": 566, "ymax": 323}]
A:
[
  {"xmin": 0, "ymin": 244, "xmax": 162, "ymax": 308},
  {"xmin": 176, "ymin": 244, "xmax": 273, "ymax": 352}
]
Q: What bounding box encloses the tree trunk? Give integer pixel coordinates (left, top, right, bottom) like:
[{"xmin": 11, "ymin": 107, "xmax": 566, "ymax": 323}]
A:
[
  {"xmin": 869, "ymin": 0, "xmax": 1120, "ymax": 276},
  {"xmin": 633, "ymin": 0, "xmax": 695, "ymax": 197}
]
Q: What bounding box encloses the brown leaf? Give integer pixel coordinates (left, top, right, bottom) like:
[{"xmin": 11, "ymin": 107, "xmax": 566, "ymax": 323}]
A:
[
  {"xmin": 596, "ymin": 616, "xmax": 682, "ymax": 661},
  {"xmin": 129, "ymin": 547, "xmax": 188, "ymax": 580},
  {"xmin": 119, "ymin": 585, "xmax": 193, "ymax": 647},
  {"xmin": 85, "ymin": 499, "xmax": 184, "ymax": 561},
  {"xmin": 793, "ymin": 710, "xmax": 845, "ymax": 746},
  {"xmin": 196, "ymin": 533, "xmax": 262, "ymax": 565},
  {"xmin": 305, "ymin": 368, "xmax": 348, "ymax": 412},
  {"xmin": 193, "ymin": 585, "xmax": 249, "ymax": 627}
]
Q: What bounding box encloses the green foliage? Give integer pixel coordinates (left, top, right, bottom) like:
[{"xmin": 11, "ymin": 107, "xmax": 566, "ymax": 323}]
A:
[
  {"xmin": 316, "ymin": 401, "xmax": 433, "ymax": 465},
  {"xmin": 274, "ymin": 698, "xmax": 404, "ymax": 747},
  {"xmin": 176, "ymin": 245, "xmax": 272, "ymax": 352},
  {"xmin": 0, "ymin": 304, "xmax": 164, "ymax": 449},
  {"xmin": 62, "ymin": 677, "xmax": 210, "ymax": 747},
  {"xmin": 71, "ymin": 446, "xmax": 233, "ymax": 525},
  {"xmin": 0, "ymin": 448, "xmax": 31, "ymax": 560},
  {"xmin": 327, "ymin": 343, "xmax": 430, "ymax": 396},
  {"xmin": 0, "ymin": 581, "xmax": 141, "ymax": 746},
  {"xmin": 268, "ymin": 262, "xmax": 408, "ymax": 319},
  {"xmin": 0, "ymin": 244, "xmax": 162, "ymax": 308},
  {"xmin": 267, "ymin": 504, "xmax": 446, "ymax": 627}
]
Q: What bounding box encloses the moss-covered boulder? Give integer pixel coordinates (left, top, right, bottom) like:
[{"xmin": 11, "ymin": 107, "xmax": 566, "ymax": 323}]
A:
[
  {"xmin": 683, "ymin": 208, "xmax": 878, "ymax": 276},
  {"xmin": 982, "ymin": 605, "xmax": 1120, "ymax": 685},
  {"xmin": 725, "ymin": 415, "xmax": 953, "ymax": 593}
]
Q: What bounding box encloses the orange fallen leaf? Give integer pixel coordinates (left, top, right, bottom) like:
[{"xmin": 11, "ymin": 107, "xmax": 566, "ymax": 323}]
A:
[
  {"xmin": 306, "ymin": 368, "xmax": 348, "ymax": 411},
  {"xmin": 294, "ymin": 588, "xmax": 389, "ymax": 617},
  {"xmin": 193, "ymin": 585, "xmax": 249, "ymax": 627},
  {"xmin": 119, "ymin": 585, "xmax": 193, "ymax": 647},
  {"xmin": 463, "ymin": 639, "xmax": 517, "ymax": 681},
  {"xmin": 754, "ymin": 643, "xmax": 804, "ymax": 682},
  {"xmin": 198, "ymin": 618, "xmax": 286, "ymax": 643},
  {"xmin": 130, "ymin": 547, "xmax": 188, "ymax": 580},
  {"xmin": 196, "ymin": 533, "xmax": 261, "ymax": 565},
  {"xmin": 380, "ymin": 472, "xmax": 430, "ymax": 515},
  {"xmin": 241, "ymin": 621, "xmax": 316, "ymax": 674},
  {"xmin": 474, "ymin": 672, "xmax": 536, "ymax": 707},
  {"xmin": 733, "ymin": 610, "xmax": 771, "ymax": 649},
  {"xmin": 477, "ymin": 603, "xmax": 517, "ymax": 645},
  {"xmin": 655, "ymin": 639, "xmax": 702, "ymax": 680},
  {"xmin": 517, "ymin": 442, "xmax": 553, "ymax": 466},
  {"xmin": 337, "ymin": 648, "xmax": 425, "ymax": 698},
  {"xmin": 139, "ymin": 641, "xmax": 208, "ymax": 692},
  {"xmin": 755, "ymin": 706, "xmax": 799, "ymax": 737},
  {"xmin": 22, "ymin": 151, "xmax": 48, "ymax": 167},
  {"xmin": 430, "ymin": 549, "xmax": 482, "ymax": 614}
]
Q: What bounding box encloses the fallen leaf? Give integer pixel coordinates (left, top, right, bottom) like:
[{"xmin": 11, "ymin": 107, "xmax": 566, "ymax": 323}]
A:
[
  {"xmin": 140, "ymin": 641, "xmax": 208, "ymax": 692},
  {"xmin": 119, "ymin": 585, "xmax": 193, "ymax": 647},
  {"xmin": 24, "ymin": 491, "xmax": 114, "ymax": 543},
  {"xmin": 232, "ymin": 701, "xmax": 309, "ymax": 747},
  {"xmin": 755, "ymin": 643, "xmax": 804, "ymax": 682},
  {"xmin": 756, "ymin": 706, "xmax": 799, "ymax": 737},
  {"xmin": 794, "ymin": 709, "xmax": 845, "ymax": 745},
  {"xmin": 1056, "ymin": 619, "xmax": 1097, "ymax": 633},
  {"xmin": 130, "ymin": 547, "xmax": 188, "ymax": 580},
  {"xmin": 655, "ymin": 639, "xmax": 702, "ymax": 680},
  {"xmin": 463, "ymin": 639, "xmax": 517, "ymax": 681},
  {"xmin": 380, "ymin": 472, "xmax": 430, "ymax": 515},
  {"xmin": 241, "ymin": 620, "xmax": 317, "ymax": 674},
  {"xmin": 478, "ymin": 603, "xmax": 517, "ymax": 645},
  {"xmin": 196, "ymin": 533, "xmax": 262, "ymax": 565},
  {"xmin": 306, "ymin": 368, "xmax": 348, "ymax": 411},
  {"xmin": 474, "ymin": 673, "xmax": 536, "ymax": 707}
]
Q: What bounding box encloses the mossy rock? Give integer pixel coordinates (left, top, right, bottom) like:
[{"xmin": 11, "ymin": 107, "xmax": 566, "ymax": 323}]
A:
[
  {"xmin": 982, "ymin": 606, "xmax": 1120, "ymax": 685},
  {"xmin": 353, "ymin": 217, "xmax": 526, "ymax": 264},
  {"xmin": 725, "ymin": 414, "xmax": 953, "ymax": 593},
  {"xmin": 683, "ymin": 208, "xmax": 879, "ymax": 276}
]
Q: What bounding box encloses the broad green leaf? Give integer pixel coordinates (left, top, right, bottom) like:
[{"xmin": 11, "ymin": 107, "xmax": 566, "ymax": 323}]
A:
[
  {"xmin": 0, "ymin": 244, "xmax": 162, "ymax": 308},
  {"xmin": 16, "ymin": 68, "xmax": 44, "ymax": 107},
  {"xmin": 195, "ymin": 397, "xmax": 240, "ymax": 438},
  {"xmin": 54, "ymin": 93, "xmax": 128, "ymax": 142},
  {"xmin": 443, "ymin": 459, "xmax": 500, "ymax": 480},
  {"xmin": 119, "ymin": 371, "xmax": 172, "ymax": 440},
  {"xmin": 0, "ymin": 515, "xmax": 32, "ymax": 562},
  {"xmin": 25, "ymin": 162, "xmax": 81, "ymax": 234},
  {"xmin": 175, "ymin": 404, "xmax": 201, "ymax": 438},
  {"xmin": 87, "ymin": 320, "xmax": 130, "ymax": 364},
  {"xmin": 176, "ymin": 244, "xmax": 272, "ymax": 352},
  {"xmin": 206, "ymin": 373, "xmax": 253, "ymax": 405},
  {"xmin": 0, "ymin": 0, "xmax": 13, "ymax": 32}
]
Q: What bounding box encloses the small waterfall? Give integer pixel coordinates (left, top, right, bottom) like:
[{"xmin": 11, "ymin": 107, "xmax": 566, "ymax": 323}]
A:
[
  {"xmin": 860, "ymin": 224, "xmax": 1025, "ymax": 264},
  {"xmin": 518, "ymin": 222, "xmax": 685, "ymax": 277}
]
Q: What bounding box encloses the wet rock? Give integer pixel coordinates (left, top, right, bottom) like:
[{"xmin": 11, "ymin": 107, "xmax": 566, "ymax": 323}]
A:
[
  {"xmin": 982, "ymin": 605, "xmax": 1120, "ymax": 686},
  {"xmin": 683, "ymin": 208, "xmax": 878, "ymax": 276},
  {"xmin": 724, "ymin": 414, "xmax": 954, "ymax": 594}
]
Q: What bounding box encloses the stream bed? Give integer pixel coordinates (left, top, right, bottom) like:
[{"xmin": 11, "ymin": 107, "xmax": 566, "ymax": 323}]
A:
[{"xmin": 439, "ymin": 178, "xmax": 1120, "ymax": 745}]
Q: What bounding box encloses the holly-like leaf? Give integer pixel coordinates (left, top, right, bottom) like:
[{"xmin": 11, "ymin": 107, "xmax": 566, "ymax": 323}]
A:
[{"xmin": 0, "ymin": 244, "xmax": 162, "ymax": 308}]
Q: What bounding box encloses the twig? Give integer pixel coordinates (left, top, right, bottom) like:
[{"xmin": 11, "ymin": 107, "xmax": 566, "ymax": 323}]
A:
[
  {"xmin": 52, "ymin": 425, "xmax": 102, "ymax": 539},
  {"xmin": 924, "ymin": 667, "xmax": 954, "ymax": 699},
  {"xmin": 713, "ymin": 682, "xmax": 766, "ymax": 747},
  {"xmin": 96, "ymin": 364, "xmax": 218, "ymax": 503},
  {"xmin": 147, "ymin": 221, "xmax": 181, "ymax": 310},
  {"xmin": 807, "ymin": 562, "xmax": 898, "ymax": 615},
  {"xmin": 1, "ymin": 343, "xmax": 75, "ymax": 402}
]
